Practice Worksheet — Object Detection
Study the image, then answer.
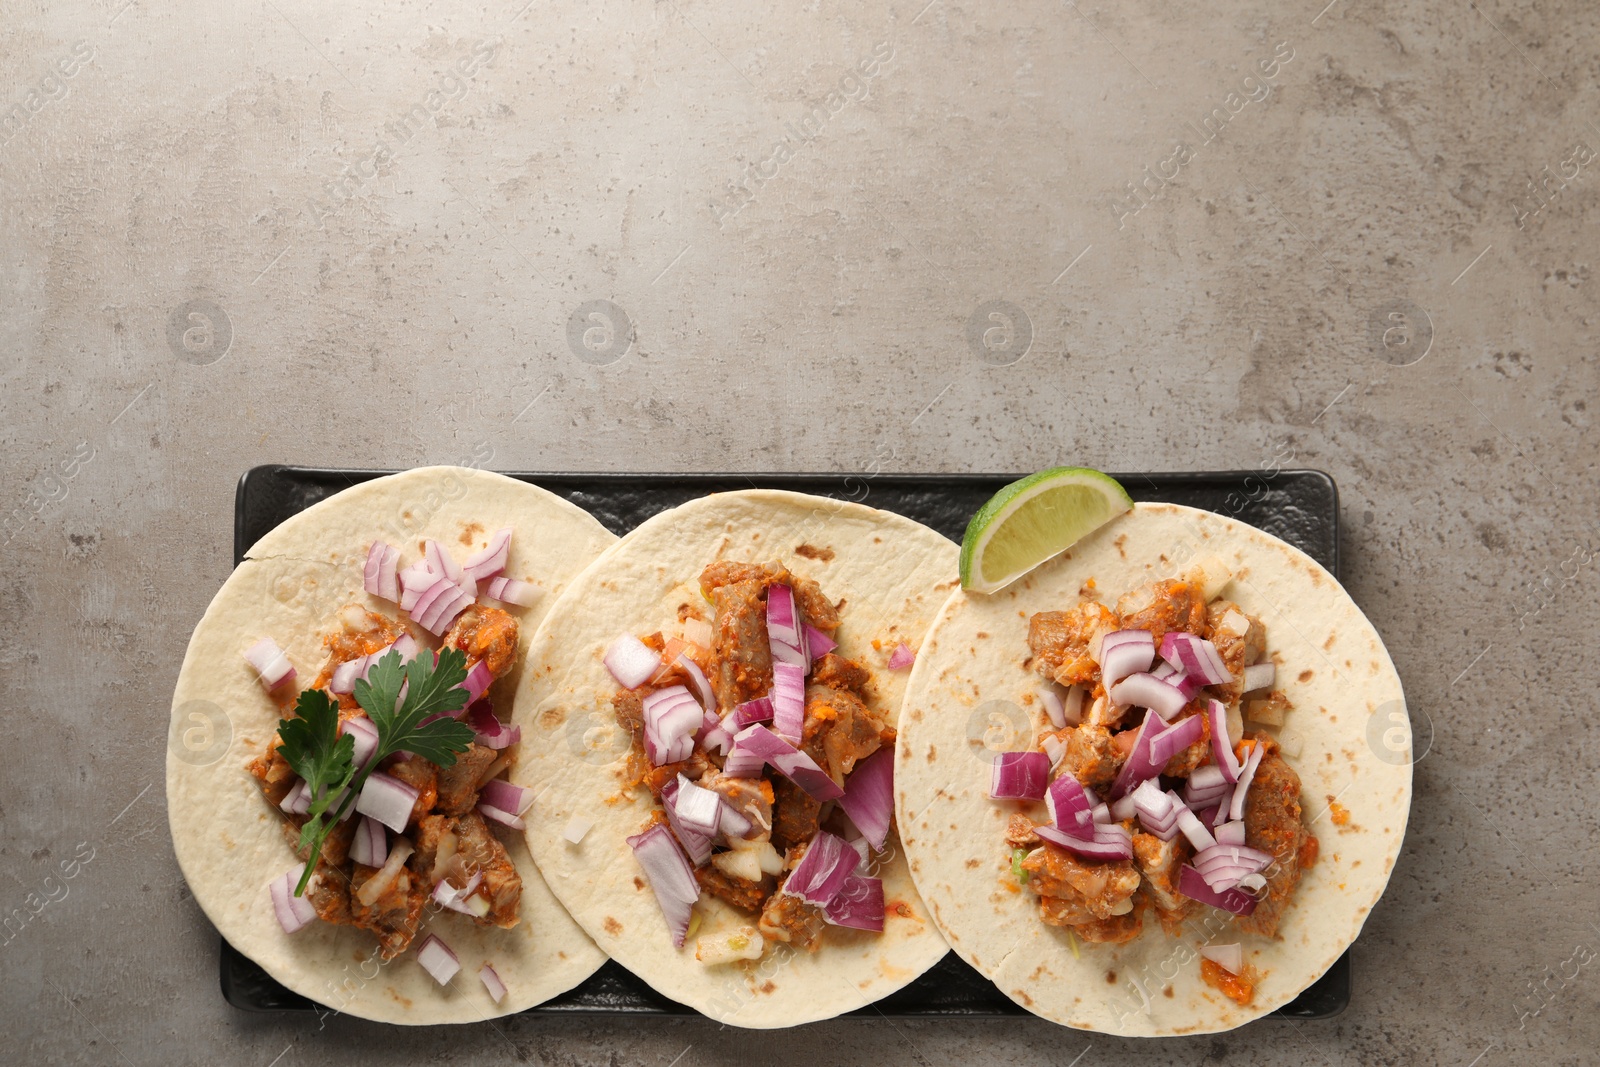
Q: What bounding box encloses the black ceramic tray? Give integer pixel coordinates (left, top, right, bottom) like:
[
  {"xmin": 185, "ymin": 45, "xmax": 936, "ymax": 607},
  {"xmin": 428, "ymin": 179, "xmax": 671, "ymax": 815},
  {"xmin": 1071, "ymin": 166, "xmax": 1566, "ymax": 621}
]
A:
[{"xmin": 221, "ymin": 467, "xmax": 1351, "ymax": 1020}]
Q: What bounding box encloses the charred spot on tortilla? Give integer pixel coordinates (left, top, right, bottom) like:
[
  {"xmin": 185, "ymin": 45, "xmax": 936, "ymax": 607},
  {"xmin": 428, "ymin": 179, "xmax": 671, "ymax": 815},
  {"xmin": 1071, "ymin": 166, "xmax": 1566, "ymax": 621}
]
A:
[
  {"xmin": 458, "ymin": 522, "xmax": 484, "ymax": 546},
  {"xmin": 605, "ymin": 917, "xmax": 623, "ymax": 935},
  {"xmin": 794, "ymin": 544, "xmax": 835, "ymax": 561}
]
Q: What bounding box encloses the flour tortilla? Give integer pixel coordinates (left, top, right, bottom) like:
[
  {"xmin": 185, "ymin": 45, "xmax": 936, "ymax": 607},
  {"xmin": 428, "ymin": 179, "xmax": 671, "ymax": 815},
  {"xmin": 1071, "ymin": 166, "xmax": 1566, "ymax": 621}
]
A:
[
  {"xmin": 513, "ymin": 490, "xmax": 959, "ymax": 1027},
  {"xmin": 896, "ymin": 502, "xmax": 1411, "ymax": 1034},
  {"xmin": 167, "ymin": 466, "xmax": 615, "ymax": 1024}
]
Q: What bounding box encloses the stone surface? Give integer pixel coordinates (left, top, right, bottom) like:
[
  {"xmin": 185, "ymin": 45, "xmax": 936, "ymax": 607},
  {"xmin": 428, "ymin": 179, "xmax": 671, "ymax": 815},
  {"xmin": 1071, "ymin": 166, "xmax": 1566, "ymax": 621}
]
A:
[{"xmin": 1, "ymin": 0, "xmax": 1595, "ymax": 1063}]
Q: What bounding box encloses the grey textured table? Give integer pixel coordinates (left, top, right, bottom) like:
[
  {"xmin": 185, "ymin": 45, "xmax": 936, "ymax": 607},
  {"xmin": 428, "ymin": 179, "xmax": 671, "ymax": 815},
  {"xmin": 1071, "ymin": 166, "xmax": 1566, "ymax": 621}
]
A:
[{"xmin": 2, "ymin": 0, "xmax": 1593, "ymax": 1064}]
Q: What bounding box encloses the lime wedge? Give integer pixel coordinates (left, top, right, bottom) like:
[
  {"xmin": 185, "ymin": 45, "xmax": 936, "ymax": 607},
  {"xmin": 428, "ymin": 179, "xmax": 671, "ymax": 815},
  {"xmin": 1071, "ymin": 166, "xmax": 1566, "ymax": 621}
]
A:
[{"xmin": 959, "ymin": 468, "xmax": 1133, "ymax": 594}]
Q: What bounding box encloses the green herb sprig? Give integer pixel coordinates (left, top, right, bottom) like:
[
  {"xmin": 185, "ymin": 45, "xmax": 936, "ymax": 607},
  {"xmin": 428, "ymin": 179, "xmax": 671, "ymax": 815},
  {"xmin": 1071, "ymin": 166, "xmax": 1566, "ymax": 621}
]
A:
[{"xmin": 277, "ymin": 646, "xmax": 476, "ymax": 895}]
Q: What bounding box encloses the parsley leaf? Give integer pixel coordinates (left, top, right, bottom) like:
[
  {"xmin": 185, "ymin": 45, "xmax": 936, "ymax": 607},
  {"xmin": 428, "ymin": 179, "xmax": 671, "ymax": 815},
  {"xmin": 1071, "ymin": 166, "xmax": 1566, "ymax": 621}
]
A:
[
  {"xmin": 280, "ymin": 645, "xmax": 477, "ymax": 896},
  {"xmin": 275, "ymin": 689, "xmax": 356, "ymax": 893},
  {"xmin": 356, "ymin": 646, "xmax": 475, "ymax": 765}
]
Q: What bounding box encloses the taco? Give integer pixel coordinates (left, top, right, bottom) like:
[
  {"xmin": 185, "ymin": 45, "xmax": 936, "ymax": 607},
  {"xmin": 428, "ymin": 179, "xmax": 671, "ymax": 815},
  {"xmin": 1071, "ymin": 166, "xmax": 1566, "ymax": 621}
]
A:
[
  {"xmin": 512, "ymin": 490, "xmax": 958, "ymax": 1027},
  {"xmin": 895, "ymin": 501, "xmax": 1410, "ymax": 1034},
  {"xmin": 167, "ymin": 466, "xmax": 615, "ymax": 1024}
]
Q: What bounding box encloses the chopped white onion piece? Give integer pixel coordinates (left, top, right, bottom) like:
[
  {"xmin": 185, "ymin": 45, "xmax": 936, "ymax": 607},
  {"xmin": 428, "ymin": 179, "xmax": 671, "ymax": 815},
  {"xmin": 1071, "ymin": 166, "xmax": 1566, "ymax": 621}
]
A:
[{"xmin": 562, "ymin": 815, "xmax": 594, "ymax": 844}]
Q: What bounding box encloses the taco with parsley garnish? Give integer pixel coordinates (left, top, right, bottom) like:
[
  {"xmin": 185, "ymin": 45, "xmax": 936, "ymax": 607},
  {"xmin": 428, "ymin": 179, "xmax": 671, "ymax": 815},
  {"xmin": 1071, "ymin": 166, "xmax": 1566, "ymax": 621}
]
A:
[
  {"xmin": 895, "ymin": 500, "xmax": 1410, "ymax": 1034},
  {"xmin": 166, "ymin": 467, "xmax": 615, "ymax": 1024},
  {"xmin": 511, "ymin": 490, "xmax": 958, "ymax": 1027}
]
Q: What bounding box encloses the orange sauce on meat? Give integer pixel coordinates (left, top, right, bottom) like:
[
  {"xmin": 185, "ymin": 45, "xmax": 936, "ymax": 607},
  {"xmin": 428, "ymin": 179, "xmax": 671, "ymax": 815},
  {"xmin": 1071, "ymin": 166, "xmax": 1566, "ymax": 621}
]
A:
[
  {"xmin": 1298, "ymin": 834, "xmax": 1319, "ymax": 868},
  {"xmin": 1200, "ymin": 958, "xmax": 1255, "ymax": 1005}
]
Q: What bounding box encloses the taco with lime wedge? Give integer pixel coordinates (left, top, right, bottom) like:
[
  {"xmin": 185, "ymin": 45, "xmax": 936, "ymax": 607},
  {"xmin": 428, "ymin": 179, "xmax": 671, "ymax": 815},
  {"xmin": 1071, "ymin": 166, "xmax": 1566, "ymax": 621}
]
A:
[
  {"xmin": 895, "ymin": 499, "xmax": 1411, "ymax": 1034},
  {"xmin": 511, "ymin": 490, "xmax": 958, "ymax": 1027},
  {"xmin": 167, "ymin": 466, "xmax": 615, "ymax": 1024}
]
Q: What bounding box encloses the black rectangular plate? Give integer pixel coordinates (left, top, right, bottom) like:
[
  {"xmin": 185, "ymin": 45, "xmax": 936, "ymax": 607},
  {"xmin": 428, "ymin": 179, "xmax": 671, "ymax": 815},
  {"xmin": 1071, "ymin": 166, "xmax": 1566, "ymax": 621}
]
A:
[{"xmin": 221, "ymin": 468, "xmax": 1350, "ymax": 1021}]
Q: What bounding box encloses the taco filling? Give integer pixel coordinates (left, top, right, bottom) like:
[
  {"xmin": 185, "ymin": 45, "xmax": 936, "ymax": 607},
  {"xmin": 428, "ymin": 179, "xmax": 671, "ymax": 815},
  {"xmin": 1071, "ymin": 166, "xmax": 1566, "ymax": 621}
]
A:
[
  {"xmin": 243, "ymin": 532, "xmax": 540, "ymax": 988},
  {"xmin": 991, "ymin": 566, "xmax": 1317, "ymax": 1006},
  {"xmin": 604, "ymin": 560, "xmax": 897, "ymax": 959}
]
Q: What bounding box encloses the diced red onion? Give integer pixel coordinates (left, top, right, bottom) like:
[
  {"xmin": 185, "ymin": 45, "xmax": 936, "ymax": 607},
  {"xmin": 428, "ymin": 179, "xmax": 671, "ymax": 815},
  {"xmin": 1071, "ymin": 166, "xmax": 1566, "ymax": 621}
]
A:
[
  {"xmin": 398, "ymin": 562, "xmax": 436, "ymax": 611},
  {"xmin": 1237, "ymin": 872, "xmax": 1267, "ymax": 893},
  {"xmin": 731, "ymin": 696, "xmax": 774, "ymax": 728},
  {"xmin": 837, "ymin": 747, "xmax": 894, "ymax": 852},
  {"xmin": 355, "ymin": 772, "xmax": 418, "ymax": 833},
  {"xmin": 1166, "ymin": 671, "xmax": 1206, "ymax": 700},
  {"xmin": 626, "ymin": 823, "xmax": 701, "ymax": 948},
  {"xmin": 411, "ymin": 576, "xmax": 472, "ymax": 635},
  {"xmin": 462, "ymin": 527, "xmax": 512, "ymax": 582},
  {"xmin": 562, "ymin": 815, "xmax": 594, "ymax": 844},
  {"xmin": 1044, "ymin": 775, "xmax": 1096, "ymax": 839},
  {"xmin": 676, "ymin": 653, "xmax": 717, "ymax": 713},
  {"xmin": 659, "ymin": 777, "xmax": 713, "ymax": 866},
  {"xmin": 461, "ymin": 661, "xmax": 493, "ymax": 704},
  {"xmin": 480, "ymin": 778, "xmax": 533, "ymax": 816},
  {"xmin": 468, "ymin": 699, "xmax": 521, "ymax": 750},
  {"xmin": 1242, "ymin": 662, "xmax": 1275, "ymax": 693},
  {"xmin": 604, "ymin": 633, "xmax": 661, "ymax": 690},
  {"xmin": 1200, "ymin": 942, "xmax": 1244, "ymax": 974},
  {"xmin": 479, "ymin": 962, "xmax": 508, "ymax": 1004},
  {"xmin": 698, "ymin": 709, "xmax": 735, "ymax": 756},
  {"xmin": 328, "ymin": 655, "xmax": 366, "ymax": 695},
  {"xmin": 348, "ymin": 816, "xmax": 387, "ymax": 867},
  {"xmin": 416, "ymin": 934, "xmax": 460, "ymax": 985},
  {"xmin": 278, "ymin": 779, "xmax": 310, "ymax": 816},
  {"xmin": 477, "ymin": 802, "xmax": 525, "ymax": 830},
  {"xmin": 1184, "ymin": 764, "xmax": 1231, "ymax": 806},
  {"xmin": 363, "ymin": 541, "xmax": 402, "ymax": 603},
  {"xmin": 1035, "ymin": 821, "xmax": 1133, "ymax": 860},
  {"xmin": 1211, "ymin": 795, "xmax": 1234, "ymax": 828},
  {"xmin": 1206, "ymin": 699, "xmax": 1242, "ymax": 782},
  {"xmin": 670, "ymin": 775, "xmax": 723, "ymax": 836},
  {"xmin": 1091, "ymin": 802, "xmax": 1111, "ymax": 824},
  {"xmin": 783, "ymin": 831, "xmax": 860, "ymax": 905},
  {"xmin": 1041, "ymin": 689, "xmax": 1066, "ymax": 729},
  {"xmin": 1228, "ymin": 743, "xmax": 1267, "ymax": 821},
  {"xmin": 642, "ymin": 686, "xmax": 702, "ymax": 766},
  {"xmin": 1041, "ymin": 734, "xmax": 1066, "ymax": 767},
  {"xmin": 269, "ymin": 869, "xmax": 318, "ymax": 932},
  {"xmin": 245, "ymin": 637, "xmax": 296, "ymax": 691},
  {"xmin": 483, "ymin": 576, "xmax": 536, "ymax": 607},
  {"xmin": 1159, "ymin": 632, "xmax": 1232, "ymax": 687},
  {"xmin": 1194, "ymin": 843, "xmax": 1274, "ymax": 892},
  {"xmin": 1215, "ymin": 821, "xmax": 1245, "ymax": 846},
  {"xmin": 766, "ymin": 583, "xmax": 809, "ymax": 671},
  {"xmin": 1176, "ymin": 807, "xmax": 1217, "ymax": 852},
  {"xmin": 425, "ymin": 539, "xmax": 464, "ymax": 587},
  {"xmin": 1109, "ymin": 672, "xmax": 1188, "ymax": 721},
  {"xmin": 823, "ymin": 874, "xmax": 884, "ymax": 931},
  {"xmin": 770, "ymin": 661, "xmax": 806, "ymax": 742},
  {"xmin": 1131, "ymin": 780, "xmax": 1180, "ymax": 839},
  {"xmin": 886, "ymin": 642, "xmax": 915, "ymax": 670},
  {"xmin": 432, "ymin": 870, "xmax": 477, "ymax": 909},
  {"xmin": 1110, "ymin": 794, "xmax": 1138, "ymax": 821},
  {"xmin": 1099, "ymin": 629, "xmax": 1155, "ymax": 687},
  {"xmin": 1178, "ymin": 864, "xmax": 1258, "ymax": 915},
  {"xmin": 1149, "ymin": 712, "xmax": 1206, "ymax": 766},
  {"xmin": 804, "ymin": 624, "xmax": 837, "ymax": 658},
  {"xmin": 727, "ymin": 724, "xmax": 844, "ymax": 801},
  {"xmin": 989, "ymin": 751, "xmax": 1050, "ymax": 800},
  {"xmin": 720, "ymin": 745, "xmax": 765, "ymax": 779},
  {"xmin": 1062, "ymin": 685, "xmax": 1086, "ymax": 726},
  {"xmin": 1108, "ymin": 713, "xmax": 1166, "ymax": 799},
  {"xmin": 718, "ymin": 801, "xmax": 753, "ymax": 839}
]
